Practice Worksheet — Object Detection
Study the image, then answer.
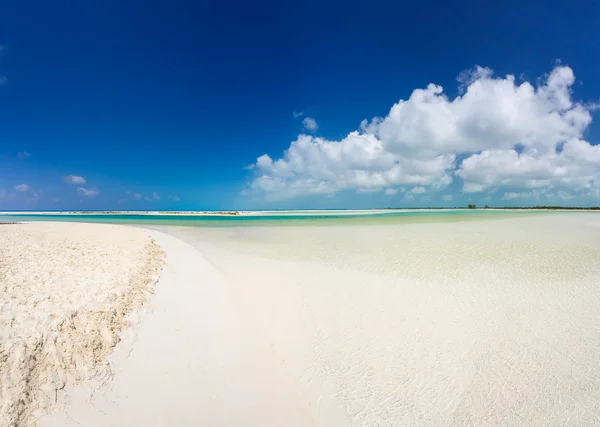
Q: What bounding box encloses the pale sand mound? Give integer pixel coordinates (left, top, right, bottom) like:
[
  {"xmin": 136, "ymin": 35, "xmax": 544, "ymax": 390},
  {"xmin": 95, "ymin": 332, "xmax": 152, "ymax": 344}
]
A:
[{"xmin": 0, "ymin": 222, "xmax": 163, "ymax": 427}]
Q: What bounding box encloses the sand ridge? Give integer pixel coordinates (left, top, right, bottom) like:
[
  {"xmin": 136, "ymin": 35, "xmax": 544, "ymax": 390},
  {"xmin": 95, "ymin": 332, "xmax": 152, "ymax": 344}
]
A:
[{"xmin": 0, "ymin": 222, "xmax": 163, "ymax": 426}]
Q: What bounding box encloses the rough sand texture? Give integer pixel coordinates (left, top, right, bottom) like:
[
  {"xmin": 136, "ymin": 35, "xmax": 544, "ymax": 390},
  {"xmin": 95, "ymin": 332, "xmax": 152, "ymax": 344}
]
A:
[{"xmin": 0, "ymin": 222, "xmax": 163, "ymax": 426}]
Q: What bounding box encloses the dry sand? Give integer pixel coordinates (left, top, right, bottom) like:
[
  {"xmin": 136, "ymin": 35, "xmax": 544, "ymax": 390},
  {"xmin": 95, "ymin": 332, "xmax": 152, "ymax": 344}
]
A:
[
  {"xmin": 0, "ymin": 222, "xmax": 163, "ymax": 426},
  {"xmin": 3, "ymin": 214, "xmax": 600, "ymax": 426}
]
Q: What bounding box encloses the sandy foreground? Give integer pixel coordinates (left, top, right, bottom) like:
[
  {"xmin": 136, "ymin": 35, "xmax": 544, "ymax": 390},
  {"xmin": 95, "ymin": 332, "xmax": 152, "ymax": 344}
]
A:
[
  {"xmin": 0, "ymin": 223, "xmax": 164, "ymax": 426},
  {"xmin": 2, "ymin": 214, "xmax": 600, "ymax": 426}
]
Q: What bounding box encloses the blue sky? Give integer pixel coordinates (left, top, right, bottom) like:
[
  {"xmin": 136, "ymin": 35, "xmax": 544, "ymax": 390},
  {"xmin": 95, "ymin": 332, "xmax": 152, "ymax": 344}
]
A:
[{"xmin": 1, "ymin": 0, "xmax": 600, "ymax": 210}]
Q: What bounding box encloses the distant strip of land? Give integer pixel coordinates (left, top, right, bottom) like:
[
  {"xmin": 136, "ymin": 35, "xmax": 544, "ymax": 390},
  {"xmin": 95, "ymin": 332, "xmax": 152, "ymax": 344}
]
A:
[{"xmin": 0, "ymin": 207, "xmax": 600, "ymax": 216}]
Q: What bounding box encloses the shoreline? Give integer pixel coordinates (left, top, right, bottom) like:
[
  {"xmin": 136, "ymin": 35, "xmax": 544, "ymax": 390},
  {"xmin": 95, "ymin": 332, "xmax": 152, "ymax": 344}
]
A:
[
  {"xmin": 1, "ymin": 207, "xmax": 600, "ymax": 218},
  {"xmin": 40, "ymin": 226, "xmax": 341, "ymax": 427}
]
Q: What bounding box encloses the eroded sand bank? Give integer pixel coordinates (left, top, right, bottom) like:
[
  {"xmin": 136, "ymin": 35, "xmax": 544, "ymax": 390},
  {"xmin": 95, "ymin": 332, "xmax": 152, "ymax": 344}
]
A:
[{"xmin": 0, "ymin": 222, "xmax": 163, "ymax": 426}]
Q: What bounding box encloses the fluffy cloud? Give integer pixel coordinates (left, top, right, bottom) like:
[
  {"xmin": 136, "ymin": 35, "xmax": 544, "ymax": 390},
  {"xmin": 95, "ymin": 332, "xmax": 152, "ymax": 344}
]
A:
[
  {"xmin": 248, "ymin": 65, "xmax": 599, "ymax": 201},
  {"xmin": 77, "ymin": 187, "xmax": 99, "ymax": 197},
  {"xmin": 17, "ymin": 151, "xmax": 31, "ymax": 160},
  {"xmin": 457, "ymin": 138, "xmax": 600, "ymax": 193},
  {"xmin": 15, "ymin": 184, "xmax": 30, "ymax": 192},
  {"xmin": 63, "ymin": 175, "xmax": 86, "ymax": 184},
  {"xmin": 302, "ymin": 117, "xmax": 318, "ymax": 132}
]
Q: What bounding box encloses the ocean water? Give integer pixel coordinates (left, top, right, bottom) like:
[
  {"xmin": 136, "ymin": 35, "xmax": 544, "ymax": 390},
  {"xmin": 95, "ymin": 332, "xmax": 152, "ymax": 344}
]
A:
[{"xmin": 0, "ymin": 209, "xmax": 549, "ymax": 227}]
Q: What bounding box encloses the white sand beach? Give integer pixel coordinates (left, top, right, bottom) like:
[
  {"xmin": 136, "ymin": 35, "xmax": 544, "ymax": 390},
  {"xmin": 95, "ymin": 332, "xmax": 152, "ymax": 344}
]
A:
[
  {"xmin": 0, "ymin": 223, "xmax": 163, "ymax": 426},
  {"xmin": 3, "ymin": 214, "xmax": 600, "ymax": 426}
]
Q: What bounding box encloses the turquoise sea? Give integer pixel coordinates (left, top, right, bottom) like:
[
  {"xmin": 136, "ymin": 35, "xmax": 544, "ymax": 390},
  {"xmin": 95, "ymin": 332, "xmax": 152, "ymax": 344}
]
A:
[{"xmin": 0, "ymin": 209, "xmax": 552, "ymax": 227}]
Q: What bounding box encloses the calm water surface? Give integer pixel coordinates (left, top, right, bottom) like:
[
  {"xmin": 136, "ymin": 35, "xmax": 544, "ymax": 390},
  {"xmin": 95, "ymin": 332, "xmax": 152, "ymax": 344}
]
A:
[{"xmin": 0, "ymin": 210, "xmax": 555, "ymax": 228}]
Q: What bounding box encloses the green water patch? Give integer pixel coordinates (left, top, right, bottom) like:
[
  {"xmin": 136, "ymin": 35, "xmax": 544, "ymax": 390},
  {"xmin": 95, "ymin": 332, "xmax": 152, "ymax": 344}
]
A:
[{"xmin": 0, "ymin": 209, "xmax": 557, "ymax": 228}]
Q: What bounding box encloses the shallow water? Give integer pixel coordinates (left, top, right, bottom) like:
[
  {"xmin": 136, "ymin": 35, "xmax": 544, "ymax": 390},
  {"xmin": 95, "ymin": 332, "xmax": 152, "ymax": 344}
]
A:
[
  {"xmin": 0, "ymin": 209, "xmax": 554, "ymax": 228},
  {"xmin": 152, "ymin": 213, "xmax": 600, "ymax": 425}
]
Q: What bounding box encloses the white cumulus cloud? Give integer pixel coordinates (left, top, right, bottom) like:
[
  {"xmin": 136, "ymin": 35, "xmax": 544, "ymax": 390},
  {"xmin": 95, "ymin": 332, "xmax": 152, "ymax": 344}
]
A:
[
  {"xmin": 77, "ymin": 187, "xmax": 99, "ymax": 197},
  {"xmin": 302, "ymin": 117, "xmax": 318, "ymax": 133},
  {"xmin": 15, "ymin": 184, "xmax": 30, "ymax": 192},
  {"xmin": 63, "ymin": 175, "xmax": 86, "ymax": 184},
  {"xmin": 248, "ymin": 65, "xmax": 599, "ymax": 201}
]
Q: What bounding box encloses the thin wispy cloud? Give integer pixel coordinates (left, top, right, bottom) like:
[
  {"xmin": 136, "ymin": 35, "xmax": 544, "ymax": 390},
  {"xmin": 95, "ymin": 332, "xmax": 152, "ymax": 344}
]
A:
[
  {"xmin": 14, "ymin": 184, "xmax": 39, "ymax": 200},
  {"xmin": 293, "ymin": 111, "xmax": 304, "ymax": 119},
  {"xmin": 152, "ymin": 192, "xmax": 160, "ymax": 200},
  {"xmin": 0, "ymin": 45, "xmax": 6, "ymax": 86},
  {"xmin": 17, "ymin": 151, "xmax": 31, "ymax": 160},
  {"xmin": 408, "ymin": 186, "xmax": 426, "ymax": 194},
  {"xmin": 126, "ymin": 190, "xmax": 143, "ymax": 200},
  {"xmin": 77, "ymin": 187, "xmax": 99, "ymax": 197},
  {"xmin": 302, "ymin": 117, "xmax": 318, "ymax": 133},
  {"xmin": 168, "ymin": 195, "xmax": 180, "ymax": 201},
  {"xmin": 63, "ymin": 175, "xmax": 86, "ymax": 184}
]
